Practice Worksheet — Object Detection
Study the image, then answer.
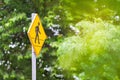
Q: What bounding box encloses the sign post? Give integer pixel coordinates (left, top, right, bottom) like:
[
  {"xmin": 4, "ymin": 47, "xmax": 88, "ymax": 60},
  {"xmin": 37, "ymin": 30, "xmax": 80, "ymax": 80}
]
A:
[
  {"xmin": 31, "ymin": 13, "xmax": 36, "ymax": 80},
  {"xmin": 32, "ymin": 47, "xmax": 36, "ymax": 80},
  {"xmin": 27, "ymin": 13, "xmax": 47, "ymax": 80}
]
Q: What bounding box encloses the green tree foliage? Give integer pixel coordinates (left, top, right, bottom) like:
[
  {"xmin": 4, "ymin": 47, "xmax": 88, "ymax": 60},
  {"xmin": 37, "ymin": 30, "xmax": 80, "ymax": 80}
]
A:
[
  {"xmin": 0, "ymin": 0, "xmax": 32, "ymax": 79},
  {"xmin": 57, "ymin": 19, "xmax": 120, "ymax": 79},
  {"xmin": 56, "ymin": 0, "xmax": 120, "ymax": 80},
  {"xmin": 61, "ymin": 0, "xmax": 120, "ymax": 22},
  {"xmin": 0, "ymin": 0, "xmax": 65, "ymax": 80},
  {"xmin": 0, "ymin": 0, "xmax": 120, "ymax": 80}
]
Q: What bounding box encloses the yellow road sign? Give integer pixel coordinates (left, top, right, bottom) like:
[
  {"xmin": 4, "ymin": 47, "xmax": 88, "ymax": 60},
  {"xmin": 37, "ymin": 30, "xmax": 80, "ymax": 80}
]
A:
[{"xmin": 27, "ymin": 14, "xmax": 47, "ymax": 56}]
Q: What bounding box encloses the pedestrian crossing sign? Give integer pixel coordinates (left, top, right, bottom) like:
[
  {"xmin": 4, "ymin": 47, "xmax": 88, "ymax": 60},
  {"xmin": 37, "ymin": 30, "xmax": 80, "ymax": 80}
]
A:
[{"xmin": 27, "ymin": 13, "xmax": 47, "ymax": 56}]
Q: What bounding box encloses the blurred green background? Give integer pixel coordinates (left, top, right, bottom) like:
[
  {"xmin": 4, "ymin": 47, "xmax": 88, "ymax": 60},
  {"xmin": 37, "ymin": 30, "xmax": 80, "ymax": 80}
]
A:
[{"xmin": 0, "ymin": 0, "xmax": 120, "ymax": 80}]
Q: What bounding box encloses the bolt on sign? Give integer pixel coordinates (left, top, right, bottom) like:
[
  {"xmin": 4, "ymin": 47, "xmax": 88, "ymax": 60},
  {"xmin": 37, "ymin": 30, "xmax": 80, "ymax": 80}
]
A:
[{"xmin": 27, "ymin": 13, "xmax": 47, "ymax": 56}]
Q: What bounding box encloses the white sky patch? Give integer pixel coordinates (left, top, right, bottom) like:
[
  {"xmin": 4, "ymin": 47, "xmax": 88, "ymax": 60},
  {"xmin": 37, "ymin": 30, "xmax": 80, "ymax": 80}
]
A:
[
  {"xmin": 55, "ymin": 74, "xmax": 64, "ymax": 78},
  {"xmin": 7, "ymin": 51, "xmax": 10, "ymax": 54},
  {"xmin": 94, "ymin": 0, "xmax": 97, "ymax": 2},
  {"xmin": 9, "ymin": 42, "xmax": 18, "ymax": 48},
  {"xmin": 0, "ymin": 18, "xmax": 2, "ymax": 20},
  {"xmin": 0, "ymin": 61, "xmax": 2, "ymax": 66},
  {"xmin": 115, "ymin": 15, "xmax": 119, "ymax": 21},
  {"xmin": 14, "ymin": 8, "xmax": 16, "ymax": 11},
  {"xmin": 73, "ymin": 75, "xmax": 79, "ymax": 80},
  {"xmin": 44, "ymin": 66, "xmax": 52, "ymax": 72},
  {"xmin": 0, "ymin": 26, "xmax": 3, "ymax": 28},
  {"xmin": 70, "ymin": 25, "xmax": 80, "ymax": 35},
  {"xmin": 95, "ymin": 8, "xmax": 99, "ymax": 11},
  {"xmin": 49, "ymin": 24, "xmax": 61, "ymax": 36},
  {"xmin": 23, "ymin": 27, "xmax": 26, "ymax": 32},
  {"xmin": 9, "ymin": 44, "xmax": 16, "ymax": 48},
  {"xmin": 54, "ymin": 15, "xmax": 60, "ymax": 20}
]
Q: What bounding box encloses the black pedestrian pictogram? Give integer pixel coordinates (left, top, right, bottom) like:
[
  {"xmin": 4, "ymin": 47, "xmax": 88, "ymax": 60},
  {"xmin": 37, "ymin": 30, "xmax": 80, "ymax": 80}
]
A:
[{"xmin": 35, "ymin": 22, "xmax": 41, "ymax": 44}]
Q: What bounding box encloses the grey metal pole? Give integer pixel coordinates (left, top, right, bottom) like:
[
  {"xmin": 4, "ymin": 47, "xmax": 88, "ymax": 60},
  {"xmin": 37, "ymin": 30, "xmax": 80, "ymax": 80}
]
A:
[{"xmin": 32, "ymin": 13, "xmax": 36, "ymax": 80}]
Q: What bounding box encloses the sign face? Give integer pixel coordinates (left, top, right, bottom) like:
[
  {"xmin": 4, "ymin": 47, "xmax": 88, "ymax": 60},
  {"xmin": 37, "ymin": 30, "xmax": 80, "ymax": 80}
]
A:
[{"xmin": 27, "ymin": 14, "xmax": 47, "ymax": 56}]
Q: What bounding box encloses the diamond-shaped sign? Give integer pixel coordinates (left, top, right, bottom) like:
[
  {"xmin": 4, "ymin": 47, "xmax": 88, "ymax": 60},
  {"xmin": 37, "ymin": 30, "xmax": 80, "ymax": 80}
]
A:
[{"xmin": 27, "ymin": 14, "xmax": 47, "ymax": 56}]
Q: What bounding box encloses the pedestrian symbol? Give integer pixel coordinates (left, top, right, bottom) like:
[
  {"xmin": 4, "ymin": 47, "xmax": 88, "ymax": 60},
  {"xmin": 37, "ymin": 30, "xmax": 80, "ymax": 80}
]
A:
[
  {"xmin": 35, "ymin": 22, "xmax": 41, "ymax": 44},
  {"xmin": 27, "ymin": 13, "xmax": 47, "ymax": 56}
]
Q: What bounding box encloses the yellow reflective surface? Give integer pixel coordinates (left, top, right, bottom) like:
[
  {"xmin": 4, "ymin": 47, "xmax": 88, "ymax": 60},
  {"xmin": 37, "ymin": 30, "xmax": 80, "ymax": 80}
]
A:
[{"xmin": 28, "ymin": 14, "xmax": 47, "ymax": 56}]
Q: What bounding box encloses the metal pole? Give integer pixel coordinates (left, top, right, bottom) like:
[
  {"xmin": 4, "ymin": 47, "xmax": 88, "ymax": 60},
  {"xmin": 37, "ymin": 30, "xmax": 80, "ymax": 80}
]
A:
[{"xmin": 32, "ymin": 13, "xmax": 36, "ymax": 80}]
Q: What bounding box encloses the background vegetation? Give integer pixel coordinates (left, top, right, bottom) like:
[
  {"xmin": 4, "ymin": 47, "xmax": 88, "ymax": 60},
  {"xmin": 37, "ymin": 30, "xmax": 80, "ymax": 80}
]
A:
[{"xmin": 0, "ymin": 0, "xmax": 120, "ymax": 80}]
